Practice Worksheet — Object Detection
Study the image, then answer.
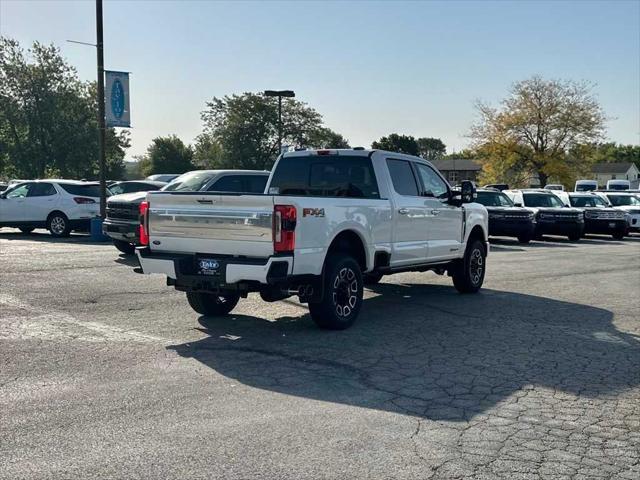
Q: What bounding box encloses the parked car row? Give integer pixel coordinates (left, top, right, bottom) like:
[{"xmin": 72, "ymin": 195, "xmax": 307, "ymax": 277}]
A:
[
  {"xmin": 472, "ymin": 187, "xmax": 639, "ymax": 243},
  {"xmin": 0, "ymin": 179, "xmax": 175, "ymax": 237}
]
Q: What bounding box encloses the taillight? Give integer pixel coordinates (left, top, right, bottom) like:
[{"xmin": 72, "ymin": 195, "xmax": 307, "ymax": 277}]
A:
[
  {"xmin": 273, "ymin": 205, "xmax": 296, "ymax": 253},
  {"xmin": 139, "ymin": 201, "xmax": 149, "ymax": 246},
  {"xmin": 74, "ymin": 197, "xmax": 95, "ymax": 204}
]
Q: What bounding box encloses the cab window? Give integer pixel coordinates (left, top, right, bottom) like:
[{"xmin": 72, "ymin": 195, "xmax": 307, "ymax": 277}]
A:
[
  {"xmin": 414, "ymin": 163, "xmax": 449, "ymax": 199},
  {"xmin": 386, "ymin": 159, "xmax": 419, "ymax": 196}
]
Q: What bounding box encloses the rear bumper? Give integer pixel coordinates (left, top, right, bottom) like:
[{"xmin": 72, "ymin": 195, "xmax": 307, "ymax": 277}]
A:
[{"xmin": 135, "ymin": 248, "xmax": 294, "ymax": 287}]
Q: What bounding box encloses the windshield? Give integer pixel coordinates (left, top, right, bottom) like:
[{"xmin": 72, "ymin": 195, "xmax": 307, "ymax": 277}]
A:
[
  {"xmin": 569, "ymin": 196, "xmax": 607, "ymax": 208},
  {"xmin": 546, "ymin": 185, "xmax": 563, "ymax": 191},
  {"xmin": 523, "ymin": 193, "xmax": 564, "ymax": 208},
  {"xmin": 161, "ymin": 172, "xmax": 214, "ymax": 192},
  {"xmin": 607, "ymin": 194, "xmax": 640, "ymax": 206},
  {"xmin": 476, "ymin": 191, "xmax": 514, "ymax": 207},
  {"xmin": 575, "ymin": 183, "xmax": 597, "ymax": 192}
]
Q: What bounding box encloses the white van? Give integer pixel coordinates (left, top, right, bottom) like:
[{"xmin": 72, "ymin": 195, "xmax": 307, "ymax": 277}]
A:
[
  {"xmin": 574, "ymin": 180, "xmax": 598, "ymax": 192},
  {"xmin": 606, "ymin": 179, "xmax": 630, "ymax": 191}
]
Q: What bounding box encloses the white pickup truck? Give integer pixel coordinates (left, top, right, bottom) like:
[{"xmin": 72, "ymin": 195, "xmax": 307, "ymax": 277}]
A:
[{"xmin": 136, "ymin": 149, "xmax": 489, "ymax": 329}]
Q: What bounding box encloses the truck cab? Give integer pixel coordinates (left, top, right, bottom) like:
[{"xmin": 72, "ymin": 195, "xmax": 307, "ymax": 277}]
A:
[{"xmin": 136, "ymin": 149, "xmax": 489, "ymax": 330}]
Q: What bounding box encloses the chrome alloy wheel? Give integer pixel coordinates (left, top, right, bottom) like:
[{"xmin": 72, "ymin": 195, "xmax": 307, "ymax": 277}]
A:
[
  {"xmin": 332, "ymin": 267, "xmax": 359, "ymax": 317},
  {"xmin": 50, "ymin": 216, "xmax": 66, "ymax": 235},
  {"xmin": 469, "ymin": 247, "xmax": 484, "ymax": 285}
]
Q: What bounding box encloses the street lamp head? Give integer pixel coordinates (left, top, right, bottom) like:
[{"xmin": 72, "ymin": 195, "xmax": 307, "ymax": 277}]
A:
[{"xmin": 264, "ymin": 90, "xmax": 295, "ymax": 98}]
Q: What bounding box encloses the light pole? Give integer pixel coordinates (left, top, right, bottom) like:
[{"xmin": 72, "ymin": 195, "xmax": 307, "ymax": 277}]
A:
[
  {"xmin": 96, "ymin": 0, "xmax": 106, "ymax": 218},
  {"xmin": 264, "ymin": 90, "xmax": 295, "ymax": 154}
]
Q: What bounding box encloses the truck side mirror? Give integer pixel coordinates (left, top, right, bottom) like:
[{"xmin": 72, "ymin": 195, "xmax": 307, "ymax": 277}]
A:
[
  {"xmin": 460, "ymin": 180, "xmax": 476, "ymax": 204},
  {"xmin": 514, "ymin": 202, "xmax": 523, "ymax": 207}
]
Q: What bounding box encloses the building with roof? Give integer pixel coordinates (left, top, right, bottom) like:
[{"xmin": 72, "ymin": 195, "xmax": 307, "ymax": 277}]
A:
[
  {"xmin": 431, "ymin": 158, "xmax": 482, "ymax": 184},
  {"xmin": 591, "ymin": 162, "xmax": 639, "ymax": 188}
]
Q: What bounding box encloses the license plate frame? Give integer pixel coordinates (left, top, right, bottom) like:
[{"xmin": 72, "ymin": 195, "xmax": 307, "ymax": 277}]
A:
[{"xmin": 197, "ymin": 257, "xmax": 223, "ymax": 277}]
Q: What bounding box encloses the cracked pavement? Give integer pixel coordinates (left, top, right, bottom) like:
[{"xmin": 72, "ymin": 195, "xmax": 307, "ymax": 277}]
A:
[{"xmin": 1, "ymin": 229, "xmax": 639, "ymax": 479}]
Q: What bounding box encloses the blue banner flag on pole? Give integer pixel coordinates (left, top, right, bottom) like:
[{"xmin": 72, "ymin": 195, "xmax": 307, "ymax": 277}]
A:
[{"xmin": 105, "ymin": 71, "xmax": 131, "ymax": 127}]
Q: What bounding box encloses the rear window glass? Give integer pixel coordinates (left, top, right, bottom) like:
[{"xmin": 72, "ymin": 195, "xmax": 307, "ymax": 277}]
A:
[
  {"xmin": 59, "ymin": 183, "xmax": 101, "ymax": 197},
  {"xmin": 269, "ymin": 156, "xmax": 379, "ymax": 198}
]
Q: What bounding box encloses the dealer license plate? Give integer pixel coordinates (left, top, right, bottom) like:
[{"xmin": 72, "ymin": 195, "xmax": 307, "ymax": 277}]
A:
[{"xmin": 198, "ymin": 258, "xmax": 221, "ymax": 276}]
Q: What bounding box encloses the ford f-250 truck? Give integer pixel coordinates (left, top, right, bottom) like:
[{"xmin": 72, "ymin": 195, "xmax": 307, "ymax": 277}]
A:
[{"xmin": 135, "ymin": 149, "xmax": 489, "ymax": 330}]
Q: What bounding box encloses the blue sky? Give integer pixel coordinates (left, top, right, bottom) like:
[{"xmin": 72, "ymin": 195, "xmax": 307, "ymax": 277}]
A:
[{"xmin": 1, "ymin": 0, "xmax": 639, "ymax": 160}]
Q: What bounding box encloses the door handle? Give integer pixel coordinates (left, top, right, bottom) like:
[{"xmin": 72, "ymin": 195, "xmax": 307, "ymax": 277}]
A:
[
  {"xmin": 431, "ymin": 209, "xmax": 440, "ymax": 215},
  {"xmin": 398, "ymin": 208, "xmax": 409, "ymax": 215}
]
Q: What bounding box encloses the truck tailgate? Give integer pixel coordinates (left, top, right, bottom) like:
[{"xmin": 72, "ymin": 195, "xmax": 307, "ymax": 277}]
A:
[{"xmin": 146, "ymin": 193, "xmax": 275, "ymax": 257}]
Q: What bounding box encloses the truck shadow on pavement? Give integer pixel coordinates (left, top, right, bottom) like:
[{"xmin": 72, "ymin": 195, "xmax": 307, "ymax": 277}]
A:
[{"xmin": 167, "ymin": 284, "xmax": 640, "ymax": 421}]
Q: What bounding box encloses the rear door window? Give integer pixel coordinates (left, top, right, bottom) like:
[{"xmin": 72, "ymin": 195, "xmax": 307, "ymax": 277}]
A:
[
  {"xmin": 270, "ymin": 156, "xmax": 380, "ymax": 198},
  {"xmin": 386, "ymin": 159, "xmax": 419, "ymax": 196}
]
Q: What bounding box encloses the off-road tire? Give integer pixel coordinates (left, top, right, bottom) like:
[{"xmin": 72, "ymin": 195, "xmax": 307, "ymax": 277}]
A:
[
  {"xmin": 308, "ymin": 253, "xmax": 363, "ymax": 330},
  {"xmin": 452, "ymin": 239, "xmax": 486, "ymax": 294},
  {"xmin": 19, "ymin": 227, "xmax": 35, "ymax": 234},
  {"xmin": 186, "ymin": 291, "xmax": 240, "ymax": 316},
  {"xmin": 47, "ymin": 212, "xmax": 71, "ymax": 237},
  {"xmin": 113, "ymin": 239, "xmax": 136, "ymax": 255},
  {"xmin": 612, "ymin": 230, "xmax": 626, "ymax": 240},
  {"xmin": 568, "ymin": 232, "xmax": 581, "ymax": 242}
]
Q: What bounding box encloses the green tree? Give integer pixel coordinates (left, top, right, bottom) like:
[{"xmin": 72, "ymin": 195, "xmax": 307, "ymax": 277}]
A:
[
  {"xmin": 0, "ymin": 37, "xmax": 129, "ymax": 180},
  {"xmin": 308, "ymin": 127, "xmax": 350, "ymax": 149},
  {"xmin": 199, "ymin": 92, "xmax": 342, "ymax": 170},
  {"xmin": 578, "ymin": 143, "xmax": 640, "ymax": 170},
  {"xmin": 471, "ymin": 75, "xmax": 606, "ymax": 187},
  {"xmin": 192, "ymin": 133, "xmax": 224, "ymax": 169},
  {"xmin": 417, "ymin": 137, "xmax": 446, "ymax": 161},
  {"xmin": 139, "ymin": 135, "xmax": 193, "ymax": 177},
  {"xmin": 371, "ymin": 133, "xmax": 419, "ymax": 156}
]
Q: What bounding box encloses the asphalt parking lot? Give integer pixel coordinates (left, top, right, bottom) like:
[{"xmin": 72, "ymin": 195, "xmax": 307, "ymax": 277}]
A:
[{"xmin": 1, "ymin": 229, "xmax": 639, "ymax": 479}]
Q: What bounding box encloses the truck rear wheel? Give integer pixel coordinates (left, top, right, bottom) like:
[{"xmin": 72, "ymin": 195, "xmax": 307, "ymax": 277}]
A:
[
  {"xmin": 452, "ymin": 239, "xmax": 486, "ymax": 294},
  {"xmin": 186, "ymin": 291, "xmax": 240, "ymax": 316},
  {"xmin": 113, "ymin": 239, "xmax": 135, "ymax": 255},
  {"xmin": 309, "ymin": 253, "xmax": 363, "ymax": 330}
]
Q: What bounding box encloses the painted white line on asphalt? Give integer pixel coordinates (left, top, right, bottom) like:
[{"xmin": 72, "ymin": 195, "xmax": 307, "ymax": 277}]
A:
[{"xmin": 0, "ymin": 293, "xmax": 166, "ymax": 343}]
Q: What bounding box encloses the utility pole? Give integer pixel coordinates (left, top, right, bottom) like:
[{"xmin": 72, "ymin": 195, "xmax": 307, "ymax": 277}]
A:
[
  {"xmin": 264, "ymin": 90, "xmax": 295, "ymax": 155},
  {"xmin": 96, "ymin": 0, "xmax": 107, "ymax": 218}
]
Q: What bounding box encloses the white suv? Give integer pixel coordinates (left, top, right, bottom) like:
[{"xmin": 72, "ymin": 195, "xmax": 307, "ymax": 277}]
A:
[{"xmin": 0, "ymin": 180, "xmax": 101, "ymax": 237}]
